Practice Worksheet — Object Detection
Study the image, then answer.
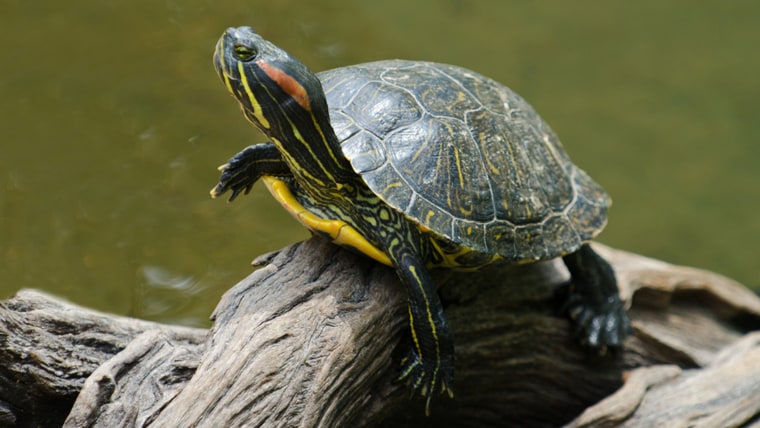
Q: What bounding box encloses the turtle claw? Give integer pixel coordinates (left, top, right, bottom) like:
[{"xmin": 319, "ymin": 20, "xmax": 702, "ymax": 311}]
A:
[
  {"xmin": 563, "ymin": 293, "xmax": 631, "ymax": 351},
  {"xmin": 561, "ymin": 244, "xmax": 632, "ymax": 352},
  {"xmin": 210, "ymin": 147, "xmax": 260, "ymax": 201},
  {"xmin": 210, "ymin": 174, "xmax": 253, "ymax": 202},
  {"xmin": 399, "ymin": 350, "xmax": 454, "ymax": 415}
]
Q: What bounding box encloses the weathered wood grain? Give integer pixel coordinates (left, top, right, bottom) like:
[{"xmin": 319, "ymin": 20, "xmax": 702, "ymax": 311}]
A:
[{"xmin": 1, "ymin": 238, "xmax": 758, "ymax": 427}]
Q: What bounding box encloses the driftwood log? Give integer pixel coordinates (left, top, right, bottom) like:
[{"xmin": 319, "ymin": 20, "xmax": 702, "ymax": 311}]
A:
[{"xmin": 1, "ymin": 238, "xmax": 759, "ymax": 427}]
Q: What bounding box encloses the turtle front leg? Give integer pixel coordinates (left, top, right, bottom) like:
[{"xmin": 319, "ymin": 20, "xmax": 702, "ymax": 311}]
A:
[
  {"xmin": 389, "ymin": 244, "xmax": 455, "ymax": 414},
  {"xmin": 211, "ymin": 142, "xmax": 291, "ymax": 201},
  {"xmin": 561, "ymin": 244, "xmax": 631, "ymax": 349}
]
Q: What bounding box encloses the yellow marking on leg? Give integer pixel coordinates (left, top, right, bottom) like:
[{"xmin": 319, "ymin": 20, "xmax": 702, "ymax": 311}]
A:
[
  {"xmin": 408, "ymin": 306, "xmax": 422, "ymax": 357},
  {"xmin": 408, "ymin": 265, "xmax": 441, "ymax": 400}
]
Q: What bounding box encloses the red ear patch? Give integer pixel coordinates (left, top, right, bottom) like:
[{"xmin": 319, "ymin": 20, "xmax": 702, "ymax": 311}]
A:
[{"xmin": 257, "ymin": 60, "xmax": 311, "ymax": 111}]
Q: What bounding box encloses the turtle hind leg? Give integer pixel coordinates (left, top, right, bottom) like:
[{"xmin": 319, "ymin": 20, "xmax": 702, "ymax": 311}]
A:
[
  {"xmin": 379, "ymin": 229, "xmax": 455, "ymax": 414},
  {"xmin": 561, "ymin": 244, "xmax": 631, "ymax": 350},
  {"xmin": 394, "ymin": 250, "xmax": 455, "ymax": 415}
]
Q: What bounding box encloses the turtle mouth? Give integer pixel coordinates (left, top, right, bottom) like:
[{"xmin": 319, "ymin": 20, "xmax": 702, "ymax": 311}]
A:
[{"xmin": 213, "ymin": 34, "xmax": 235, "ymax": 82}]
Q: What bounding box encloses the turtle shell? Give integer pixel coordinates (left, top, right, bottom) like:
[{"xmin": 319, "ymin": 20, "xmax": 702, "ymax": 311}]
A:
[{"xmin": 318, "ymin": 60, "xmax": 609, "ymax": 262}]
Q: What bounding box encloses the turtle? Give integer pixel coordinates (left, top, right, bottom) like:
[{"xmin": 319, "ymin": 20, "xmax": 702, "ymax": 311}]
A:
[{"xmin": 210, "ymin": 26, "xmax": 630, "ymax": 412}]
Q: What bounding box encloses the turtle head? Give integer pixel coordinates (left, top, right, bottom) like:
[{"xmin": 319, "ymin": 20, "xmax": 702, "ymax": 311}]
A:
[
  {"xmin": 214, "ymin": 27, "xmax": 331, "ymax": 140},
  {"xmin": 214, "ymin": 27, "xmax": 354, "ymax": 188}
]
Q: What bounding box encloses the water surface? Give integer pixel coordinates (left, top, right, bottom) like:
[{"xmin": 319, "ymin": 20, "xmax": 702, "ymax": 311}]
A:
[{"xmin": 2, "ymin": 1, "xmax": 758, "ymax": 326}]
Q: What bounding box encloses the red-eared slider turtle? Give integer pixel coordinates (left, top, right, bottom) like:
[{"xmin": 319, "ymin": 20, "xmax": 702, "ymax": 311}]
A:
[{"xmin": 211, "ymin": 26, "xmax": 630, "ymax": 412}]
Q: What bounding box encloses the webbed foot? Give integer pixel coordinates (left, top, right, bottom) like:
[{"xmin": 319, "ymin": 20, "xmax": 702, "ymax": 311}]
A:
[
  {"xmin": 211, "ymin": 146, "xmax": 260, "ymax": 201},
  {"xmin": 563, "ymin": 289, "xmax": 630, "ymax": 349},
  {"xmin": 399, "ymin": 348, "xmax": 454, "ymax": 415},
  {"xmin": 210, "ymin": 142, "xmax": 289, "ymax": 201},
  {"xmin": 562, "ymin": 244, "xmax": 632, "ymax": 351}
]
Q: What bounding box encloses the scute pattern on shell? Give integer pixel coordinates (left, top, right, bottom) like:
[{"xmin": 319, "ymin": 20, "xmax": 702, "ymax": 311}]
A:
[{"xmin": 320, "ymin": 60, "xmax": 609, "ymax": 261}]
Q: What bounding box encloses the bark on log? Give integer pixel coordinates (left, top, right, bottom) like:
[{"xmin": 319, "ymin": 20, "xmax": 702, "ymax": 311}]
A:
[
  {"xmin": 1, "ymin": 237, "xmax": 759, "ymax": 427},
  {"xmin": 0, "ymin": 289, "xmax": 206, "ymax": 427}
]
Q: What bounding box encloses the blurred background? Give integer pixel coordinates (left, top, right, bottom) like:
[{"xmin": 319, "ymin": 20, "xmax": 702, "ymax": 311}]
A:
[{"xmin": 2, "ymin": 1, "xmax": 758, "ymax": 327}]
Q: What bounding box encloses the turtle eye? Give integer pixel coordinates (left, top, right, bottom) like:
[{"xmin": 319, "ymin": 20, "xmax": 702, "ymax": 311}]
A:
[{"xmin": 234, "ymin": 44, "xmax": 257, "ymax": 61}]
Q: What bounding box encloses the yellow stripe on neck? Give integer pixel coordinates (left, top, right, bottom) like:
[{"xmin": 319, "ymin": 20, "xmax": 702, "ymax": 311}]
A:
[{"xmin": 237, "ymin": 62, "xmax": 270, "ymax": 129}]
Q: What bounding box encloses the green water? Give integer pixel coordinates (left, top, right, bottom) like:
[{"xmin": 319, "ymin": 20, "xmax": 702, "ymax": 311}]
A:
[{"xmin": 2, "ymin": 1, "xmax": 758, "ymax": 327}]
